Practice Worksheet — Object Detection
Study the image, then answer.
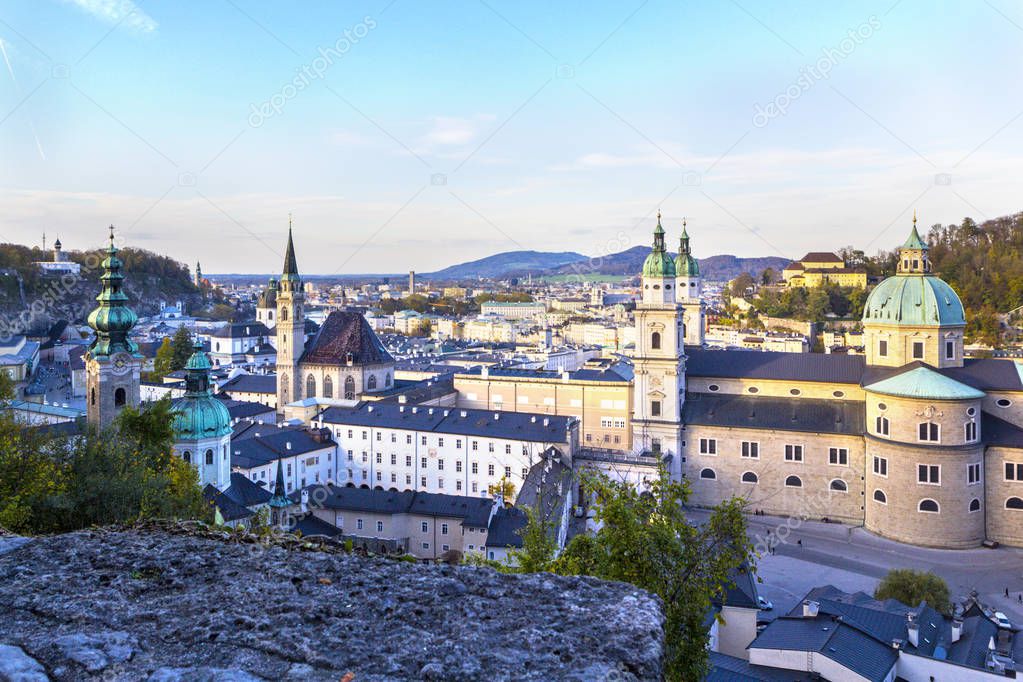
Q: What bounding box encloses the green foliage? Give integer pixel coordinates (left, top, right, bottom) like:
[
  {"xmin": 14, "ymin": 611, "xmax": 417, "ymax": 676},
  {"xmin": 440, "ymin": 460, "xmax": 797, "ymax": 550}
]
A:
[
  {"xmin": 754, "ymin": 283, "xmax": 864, "ymax": 322},
  {"xmin": 511, "ymin": 504, "xmax": 557, "ymax": 573},
  {"xmin": 0, "ymin": 397, "xmax": 210, "ymax": 534},
  {"xmin": 152, "ymin": 328, "xmax": 194, "ymax": 381},
  {"xmin": 207, "ymin": 303, "xmax": 237, "ymax": 321},
  {"xmin": 874, "ymin": 568, "xmax": 952, "ymax": 615},
  {"xmin": 729, "ymin": 272, "xmax": 755, "ymax": 298},
  {"xmin": 513, "ymin": 468, "xmax": 752, "ymax": 680}
]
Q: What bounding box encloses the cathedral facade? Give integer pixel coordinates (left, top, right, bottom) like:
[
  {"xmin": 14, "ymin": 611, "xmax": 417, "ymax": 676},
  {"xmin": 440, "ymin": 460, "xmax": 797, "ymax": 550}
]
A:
[{"xmin": 635, "ymin": 215, "xmax": 1023, "ymax": 549}]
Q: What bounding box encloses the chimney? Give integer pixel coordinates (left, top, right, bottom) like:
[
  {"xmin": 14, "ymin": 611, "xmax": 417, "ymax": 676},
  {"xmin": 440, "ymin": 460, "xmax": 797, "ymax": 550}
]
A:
[
  {"xmin": 952, "ymin": 619, "xmax": 963, "ymax": 643},
  {"xmin": 398, "ymin": 395, "xmax": 407, "ymax": 404},
  {"xmin": 428, "ymin": 408, "xmax": 434, "ymax": 415},
  {"xmin": 300, "ymin": 488, "xmax": 309, "ymax": 511},
  {"xmin": 400, "ymin": 406, "xmax": 405, "ymax": 413},
  {"xmin": 561, "ymin": 370, "xmax": 569, "ymax": 382},
  {"xmin": 802, "ymin": 600, "xmax": 819, "ymax": 618},
  {"xmin": 907, "ymin": 620, "xmax": 919, "ymax": 648},
  {"xmin": 443, "ymin": 410, "xmax": 449, "ymax": 417}
]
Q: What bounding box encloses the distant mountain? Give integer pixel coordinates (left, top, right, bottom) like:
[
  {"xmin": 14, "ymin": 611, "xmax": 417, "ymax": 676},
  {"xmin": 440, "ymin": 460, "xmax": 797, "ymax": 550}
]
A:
[
  {"xmin": 428, "ymin": 246, "xmax": 790, "ymax": 282},
  {"xmin": 427, "ymin": 250, "xmax": 586, "ymax": 279}
]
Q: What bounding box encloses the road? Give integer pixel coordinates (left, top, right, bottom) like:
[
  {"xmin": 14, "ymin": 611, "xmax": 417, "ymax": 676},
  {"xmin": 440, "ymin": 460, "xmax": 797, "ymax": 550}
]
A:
[{"xmin": 687, "ymin": 509, "xmax": 1023, "ymax": 622}]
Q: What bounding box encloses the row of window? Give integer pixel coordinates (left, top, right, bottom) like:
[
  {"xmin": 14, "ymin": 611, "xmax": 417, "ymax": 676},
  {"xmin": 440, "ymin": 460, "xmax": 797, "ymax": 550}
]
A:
[
  {"xmin": 873, "ymin": 417, "xmax": 980, "ymax": 444},
  {"xmin": 345, "ymin": 451, "xmax": 519, "ymax": 478},
  {"xmin": 345, "ymin": 518, "xmax": 463, "ymax": 535},
  {"xmin": 872, "ymin": 456, "xmax": 985, "ymax": 486},
  {"xmin": 872, "ymin": 491, "xmax": 1023, "ymax": 513},
  {"xmin": 342, "ymin": 475, "xmax": 508, "ymax": 497},
  {"xmin": 698, "ymin": 468, "xmax": 849, "ymax": 491},
  {"xmin": 339, "ymin": 429, "xmax": 529, "ymax": 454},
  {"xmin": 181, "ymin": 448, "xmax": 225, "ymax": 465},
  {"xmin": 877, "ymin": 338, "xmax": 956, "ymax": 361},
  {"xmin": 706, "ymin": 384, "xmax": 847, "ymax": 399},
  {"xmin": 699, "ymin": 439, "xmax": 849, "ymax": 465}
]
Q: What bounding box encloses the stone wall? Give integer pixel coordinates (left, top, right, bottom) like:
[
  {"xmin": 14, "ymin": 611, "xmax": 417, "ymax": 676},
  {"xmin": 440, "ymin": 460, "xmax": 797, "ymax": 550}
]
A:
[{"xmin": 0, "ymin": 523, "xmax": 663, "ymax": 681}]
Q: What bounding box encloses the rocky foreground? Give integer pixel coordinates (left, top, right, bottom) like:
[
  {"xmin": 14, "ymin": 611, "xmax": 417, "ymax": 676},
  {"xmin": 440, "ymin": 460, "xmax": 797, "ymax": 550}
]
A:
[{"xmin": 0, "ymin": 523, "xmax": 663, "ymax": 681}]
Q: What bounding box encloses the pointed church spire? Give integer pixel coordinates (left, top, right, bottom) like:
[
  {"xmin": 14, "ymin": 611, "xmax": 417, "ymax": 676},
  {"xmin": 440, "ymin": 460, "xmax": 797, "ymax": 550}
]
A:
[
  {"xmin": 282, "ymin": 222, "xmax": 300, "ymax": 279},
  {"xmin": 679, "ymin": 217, "xmax": 690, "ymax": 255},
  {"xmin": 268, "ymin": 457, "xmax": 290, "ymax": 512}
]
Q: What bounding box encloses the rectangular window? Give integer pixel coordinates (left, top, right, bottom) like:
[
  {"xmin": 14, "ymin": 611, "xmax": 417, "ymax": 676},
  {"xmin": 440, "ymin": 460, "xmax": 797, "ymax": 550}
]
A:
[
  {"xmin": 357, "ymin": 519, "xmax": 364, "ymax": 530},
  {"xmin": 918, "ymin": 422, "xmax": 940, "ymax": 442},
  {"xmin": 456, "ymin": 461, "xmax": 462, "ymax": 472},
  {"xmin": 488, "ymin": 443, "xmax": 495, "ymax": 453},
  {"xmin": 505, "ymin": 444, "xmax": 511, "ymax": 454},
  {"xmin": 965, "ymin": 421, "xmax": 977, "ymax": 442},
  {"xmin": 438, "ymin": 459, "xmax": 444, "ymax": 471},
  {"xmin": 376, "ymin": 521, "xmax": 383, "ymax": 532},
  {"xmin": 456, "ymin": 439, "xmax": 462, "ymax": 448},
  {"xmin": 879, "ymin": 339, "xmax": 888, "ymax": 357},
  {"xmin": 504, "ymin": 466, "xmax": 511, "ymax": 478},
  {"xmin": 421, "ymin": 522, "xmax": 428, "ymax": 532},
  {"xmin": 420, "ymin": 476, "xmax": 426, "ymax": 487},
  {"xmin": 968, "ymin": 463, "xmax": 981, "ymax": 485},
  {"xmin": 438, "ymin": 438, "xmax": 444, "ymax": 447},
  {"xmin": 406, "ymin": 435, "xmax": 412, "ymax": 445},
  {"xmin": 488, "ymin": 464, "xmax": 495, "ymax": 476},
  {"xmin": 438, "ymin": 478, "xmax": 444, "ymax": 489},
  {"xmin": 829, "ymin": 448, "xmax": 848, "ymax": 466},
  {"xmin": 421, "ymin": 457, "xmax": 427, "ymax": 469},
  {"xmin": 406, "ymin": 455, "xmax": 412, "ymax": 467},
  {"xmin": 1005, "ymin": 463, "xmax": 1023, "ymax": 481},
  {"xmin": 421, "ymin": 436, "xmax": 427, "ymax": 446},
  {"xmin": 390, "ymin": 453, "xmax": 397, "ymax": 465},
  {"xmin": 784, "ymin": 444, "xmax": 803, "ymax": 462},
  {"xmin": 945, "ymin": 340, "xmax": 954, "ymax": 360},
  {"xmin": 441, "ymin": 523, "xmax": 448, "ymax": 535},
  {"xmin": 741, "ymin": 441, "xmax": 759, "ymax": 459},
  {"xmin": 375, "ymin": 432, "xmax": 381, "ymax": 441},
  {"xmin": 699, "ymin": 438, "xmax": 717, "ymax": 455},
  {"xmin": 913, "ymin": 341, "xmax": 924, "ymax": 360},
  {"xmin": 876, "ymin": 416, "xmax": 890, "ymax": 436},
  {"xmin": 651, "ymin": 401, "xmax": 661, "ymax": 417},
  {"xmin": 375, "ymin": 453, "xmax": 382, "ymax": 464},
  {"xmin": 456, "ymin": 480, "xmax": 462, "ymax": 491},
  {"xmin": 873, "ymin": 456, "xmax": 887, "ymax": 477},
  {"xmin": 471, "ymin": 462, "xmax": 478, "ymax": 474},
  {"xmin": 917, "ymin": 464, "xmax": 940, "ymax": 485},
  {"xmin": 472, "ymin": 441, "xmax": 478, "ymax": 451}
]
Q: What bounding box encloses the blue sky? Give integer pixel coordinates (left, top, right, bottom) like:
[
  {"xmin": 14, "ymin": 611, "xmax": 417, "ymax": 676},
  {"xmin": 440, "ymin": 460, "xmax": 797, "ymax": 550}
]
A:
[{"xmin": 1, "ymin": 0, "xmax": 1022, "ymax": 274}]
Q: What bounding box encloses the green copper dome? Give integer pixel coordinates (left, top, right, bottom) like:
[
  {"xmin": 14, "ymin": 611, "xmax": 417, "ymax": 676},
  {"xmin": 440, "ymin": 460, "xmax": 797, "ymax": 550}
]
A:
[
  {"xmin": 903, "ymin": 223, "xmax": 927, "ymax": 250},
  {"xmin": 676, "ymin": 221, "xmax": 700, "ymax": 277},
  {"xmin": 862, "ymin": 274, "xmax": 965, "ymax": 327},
  {"xmin": 642, "ymin": 214, "xmax": 676, "ymax": 278},
  {"xmin": 172, "ymin": 343, "xmax": 231, "ymax": 440},
  {"xmin": 87, "ymin": 226, "xmax": 139, "ymax": 357}
]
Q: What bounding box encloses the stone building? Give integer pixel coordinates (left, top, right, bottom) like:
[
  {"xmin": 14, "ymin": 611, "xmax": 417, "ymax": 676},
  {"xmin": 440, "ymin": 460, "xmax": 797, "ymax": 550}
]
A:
[
  {"xmin": 85, "ymin": 226, "xmax": 142, "ymax": 428},
  {"xmin": 782, "ymin": 250, "xmax": 867, "ymax": 288}
]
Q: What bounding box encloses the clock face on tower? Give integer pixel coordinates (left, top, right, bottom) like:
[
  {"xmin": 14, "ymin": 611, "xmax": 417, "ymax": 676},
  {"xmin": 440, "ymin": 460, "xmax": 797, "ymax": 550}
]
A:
[{"xmin": 111, "ymin": 352, "xmax": 131, "ymax": 375}]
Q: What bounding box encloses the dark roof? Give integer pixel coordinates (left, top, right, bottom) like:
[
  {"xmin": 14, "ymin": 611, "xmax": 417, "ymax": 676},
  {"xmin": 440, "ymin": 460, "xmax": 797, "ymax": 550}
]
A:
[
  {"xmin": 683, "ymin": 393, "xmax": 865, "ymax": 435},
  {"xmin": 942, "ymin": 358, "xmax": 1023, "ymax": 392},
  {"xmin": 485, "ymin": 506, "xmax": 526, "ymax": 548},
  {"xmin": 283, "ymin": 227, "xmax": 299, "ymax": 276},
  {"xmin": 750, "ymin": 617, "xmax": 898, "ymax": 682},
  {"xmin": 292, "ymin": 484, "xmax": 495, "ymax": 526},
  {"xmin": 231, "ymin": 427, "xmax": 334, "ymax": 469},
  {"xmin": 220, "ymin": 374, "xmax": 277, "ymax": 395},
  {"xmin": 516, "ymin": 451, "xmax": 572, "ymax": 528},
  {"xmin": 983, "ymin": 412, "xmax": 1023, "ymax": 448},
  {"xmin": 718, "ymin": 563, "xmax": 759, "ymax": 610},
  {"xmin": 707, "ymin": 652, "xmax": 814, "ymax": 681},
  {"xmin": 686, "ymin": 348, "xmax": 866, "ymax": 384},
  {"xmin": 293, "ymin": 513, "xmax": 342, "ymax": 538},
  {"xmin": 214, "ymin": 396, "xmax": 276, "ymax": 421},
  {"xmin": 376, "ymin": 377, "xmax": 457, "ymax": 405},
  {"xmin": 458, "ymin": 363, "xmax": 634, "ymax": 383},
  {"xmin": 203, "ymin": 484, "xmax": 255, "ymax": 522},
  {"xmin": 318, "ymin": 403, "xmax": 573, "ymax": 443},
  {"xmin": 221, "ymin": 473, "xmax": 272, "ymax": 508},
  {"xmin": 211, "ymin": 322, "xmax": 270, "ymax": 339},
  {"xmin": 300, "ymin": 311, "xmax": 394, "ymax": 366},
  {"xmin": 799, "ymin": 252, "xmax": 844, "ymax": 263},
  {"xmin": 67, "ymin": 345, "xmax": 87, "ymax": 370}
]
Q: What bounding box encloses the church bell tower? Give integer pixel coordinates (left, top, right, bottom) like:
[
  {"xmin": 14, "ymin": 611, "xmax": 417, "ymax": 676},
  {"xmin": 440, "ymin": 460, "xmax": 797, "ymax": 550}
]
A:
[{"xmin": 275, "ymin": 219, "xmax": 305, "ymax": 409}]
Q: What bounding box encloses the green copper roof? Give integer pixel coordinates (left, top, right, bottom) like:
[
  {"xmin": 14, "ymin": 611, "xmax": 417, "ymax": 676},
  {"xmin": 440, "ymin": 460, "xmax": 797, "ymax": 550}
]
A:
[
  {"xmin": 642, "ymin": 214, "xmax": 676, "ymax": 278},
  {"xmin": 172, "ymin": 343, "xmax": 231, "ymax": 440},
  {"xmin": 903, "ymin": 223, "xmax": 927, "ymax": 250},
  {"xmin": 87, "ymin": 225, "xmax": 138, "ymax": 357},
  {"xmin": 862, "ymin": 274, "xmax": 965, "ymax": 326},
  {"xmin": 268, "ymin": 458, "xmax": 290, "ymax": 508},
  {"xmin": 865, "ymin": 365, "xmax": 984, "ymax": 400},
  {"xmin": 677, "ymin": 221, "xmax": 700, "ymax": 277}
]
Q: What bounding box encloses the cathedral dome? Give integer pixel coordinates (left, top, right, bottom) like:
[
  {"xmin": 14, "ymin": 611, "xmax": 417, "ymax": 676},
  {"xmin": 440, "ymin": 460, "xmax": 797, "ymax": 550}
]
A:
[
  {"xmin": 172, "ymin": 344, "xmax": 232, "ymax": 440},
  {"xmin": 642, "ymin": 213, "xmax": 676, "ymax": 278},
  {"xmin": 257, "ymin": 278, "xmax": 278, "ymax": 308},
  {"xmin": 862, "ymin": 274, "xmax": 965, "ymax": 327}
]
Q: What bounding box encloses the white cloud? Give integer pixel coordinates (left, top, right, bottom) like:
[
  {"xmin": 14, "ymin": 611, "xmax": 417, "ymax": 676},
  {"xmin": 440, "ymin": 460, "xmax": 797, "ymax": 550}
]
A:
[{"xmin": 64, "ymin": 0, "xmax": 157, "ymax": 34}]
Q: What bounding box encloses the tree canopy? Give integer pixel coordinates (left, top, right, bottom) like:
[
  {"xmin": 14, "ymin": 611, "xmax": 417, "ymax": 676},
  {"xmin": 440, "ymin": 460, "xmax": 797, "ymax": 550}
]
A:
[{"xmin": 874, "ymin": 568, "xmax": 952, "ymax": 615}]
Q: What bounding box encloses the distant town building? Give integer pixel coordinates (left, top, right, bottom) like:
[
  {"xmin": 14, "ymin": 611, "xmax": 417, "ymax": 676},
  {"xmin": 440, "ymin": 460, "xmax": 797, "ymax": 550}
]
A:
[
  {"xmin": 35, "ymin": 238, "xmax": 81, "ymax": 276},
  {"xmin": 783, "ymin": 251, "xmax": 866, "ymax": 288}
]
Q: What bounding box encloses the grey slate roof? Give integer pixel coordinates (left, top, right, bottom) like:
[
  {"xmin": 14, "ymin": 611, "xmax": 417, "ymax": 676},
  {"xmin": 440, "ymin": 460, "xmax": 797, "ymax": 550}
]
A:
[
  {"xmin": 291, "ymin": 484, "xmax": 495, "ymax": 528},
  {"xmin": 231, "ymin": 427, "xmax": 335, "ymax": 470},
  {"xmin": 293, "ymin": 513, "xmax": 342, "ymax": 538},
  {"xmin": 683, "ymin": 393, "xmax": 865, "ymax": 435},
  {"xmin": 220, "ymin": 374, "xmax": 277, "ymax": 395},
  {"xmin": 203, "ymin": 484, "xmax": 255, "ymax": 522},
  {"xmin": 215, "ymin": 396, "xmax": 275, "ymax": 421},
  {"xmin": 485, "ymin": 506, "xmax": 526, "ymax": 549},
  {"xmin": 706, "ymin": 652, "xmax": 814, "ymax": 681},
  {"xmin": 750, "ymin": 617, "xmax": 898, "ymax": 682},
  {"xmin": 211, "ymin": 322, "xmax": 271, "ymax": 339},
  {"xmin": 458, "ymin": 363, "xmax": 634, "ymax": 383},
  {"xmin": 318, "ymin": 403, "xmax": 574, "ymax": 443},
  {"xmin": 686, "ymin": 348, "xmax": 866, "ymax": 384},
  {"xmin": 221, "ymin": 472, "xmax": 272, "ymax": 507}
]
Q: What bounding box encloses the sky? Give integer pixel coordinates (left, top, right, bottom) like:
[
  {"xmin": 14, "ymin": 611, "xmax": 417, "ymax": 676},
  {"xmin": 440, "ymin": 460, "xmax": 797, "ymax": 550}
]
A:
[{"xmin": 1, "ymin": 0, "xmax": 1022, "ymax": 275}]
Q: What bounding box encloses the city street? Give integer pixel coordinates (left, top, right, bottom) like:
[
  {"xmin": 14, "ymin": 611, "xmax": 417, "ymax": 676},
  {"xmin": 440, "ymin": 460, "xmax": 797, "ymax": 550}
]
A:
[{"xmin": 688, "ymin": 509, "xmax": 1023, "ymax": 622}]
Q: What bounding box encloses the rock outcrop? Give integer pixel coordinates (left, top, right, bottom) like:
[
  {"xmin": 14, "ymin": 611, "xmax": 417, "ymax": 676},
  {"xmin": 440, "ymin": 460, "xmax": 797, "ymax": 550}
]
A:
[{"xmin": 0, "ymin": 524, "xmax": 663, "ymax": 681}]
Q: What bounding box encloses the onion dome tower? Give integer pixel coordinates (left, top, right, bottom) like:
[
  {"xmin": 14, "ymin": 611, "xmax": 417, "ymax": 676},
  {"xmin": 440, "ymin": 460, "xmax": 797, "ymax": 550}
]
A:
[
  {"xmin": 172, "ymin": 342, "xmax": 233, "ymax": 490},
  {"xmin": 862, "ymin": 212, "xmax": 966, "ymax": 368},
  {"xmin": 85, "ymin": 225, "xmax": 142, "ymax": 428},
  {"xmin": 675, "ymin": 218, "xmax": 705, "ymax": 346}
]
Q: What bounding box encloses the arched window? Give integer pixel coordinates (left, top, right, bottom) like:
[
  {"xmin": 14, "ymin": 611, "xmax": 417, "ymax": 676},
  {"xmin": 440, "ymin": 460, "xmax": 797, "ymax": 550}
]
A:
[
  {"xmin": 700, "ymin": 468, "xmax": 716, "ymax": 480},
  {"xmin": 268, "ymin": 310, "xmax": 274, "ymax": 320},
  {"xmin": 918, "ymin": 499, "xmax": 939, "ymax": 513},
  {"xmin": 785, "ymin": 475, "xmax": 802, "ymax": 488},
  {"xmin": 873, "ymin": 489, "xmax": 887, "ymax": 504},
  {"xmin": 344, "ymin": 376, "xmax": 355, "ymax": 400},
  {"xmin": 1007, "ymin": 497, "xmax": 1023, "ymax": 510},
  {"xmin": 281, "ymin": 307, "xmax": 288, "ymax": 321},
  {"xmin": 969, "ymin": 498, "xmax": 981, "ymax": 512},
  {"xmin": 385, "ymin": 372, "xmax": 392, "ymax": 387},
  {"xmin": 367, "ymin": 374, "xmax": 377, "ymax": 390},
  {"xmin": 875, "ymin": 416, "xmax": 890, "ymax": 436},
  {"xmin": 280, "ymin": 373, "xmax": 289, "ymax": 403},
  {"xmin": 205, "ymin": 449, "xmax": 214, "ymax": 465},
  {"xmin": 306, "ymin": 374, "xmax": 316, "ymax": 398},
  {"xmin": 651, "ymin": 332, "xmax": 661, "ymax": 350},
  {"xmin": 323, "ymin": 376, "xmax": 333, "ymax": 399},
  {"xmin": 741, "ymin": 471, "xmax": 758, "ymax": 484},
  {"xmin": 114, "ymin": 387, "xmax": 126, "ymax": 406},
  {"xmin": 830, "ymin": 479, "xmax": 848, "ymax": 492},
  {"xmin": 182, "ymin": 451, "xmax": 191, "ymax": 463},
  {"xmin": 918, "ymin": 422, "xmax": 939, "ymax": 442}
]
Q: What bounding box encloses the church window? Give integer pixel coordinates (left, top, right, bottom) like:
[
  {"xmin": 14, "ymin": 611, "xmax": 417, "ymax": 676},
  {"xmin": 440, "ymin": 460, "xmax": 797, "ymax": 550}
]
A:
[
  {"xmin": 281, "ymin": 307, "xmax": 288, "ymax": 321},
  {"xmin": 345, "ymin": 376, "xmax": 356, "ymax": 400},
  {"xmin": 114, "ymin": 387, "xmax": 126, "ymax": 407},
  {"xmin": 829, "ymin": 479, "xmax": 848, "ymax": 492},
  {"xmin": 873, "ymin": 489, "xmax": 887, "ymax": 504},
  {"xmin": 306, "ymin": 375, "xmax": 316, "ymax": 398},
  {"xmin": 918, "ymin": 499, "xmax": 939, "ymax": 513},
  {"xmin": 785, "ymin": 475, "xmax": 802, "ymax": 488},
  {"xmin": 281, "ymin": 373, "xmax": 289, "ymax": 403},
  {"xmin": 912, "ymin": 341, "xmax": 924, "ymax": 360},
  {"xmin": 965, "ymin": 421, "xmax": 977, "ymax": 442},
  {"xmin": 323, "ymin": 376, "xmax": 333, "ymax": 398},
  {"xmin": 385, "ymin": 372, "xmax": 392, "ymax": 387},
  {"xmin": 205, "ymin": 449, "xmax": 213, "ymax": 465},
  {"xmin": 651, "ymin": 332, "xmax": 661, "ymax": 350},
  {"xmin": 969, "ymin": 498, "xmax": 981, "ymax": 512},
  {"xmin": 917, "ymin": 422, "xmax": 939, "ymax": 442},
  {"xmin": 741, "ymin": 471, "xmax": 758, "ymax": 484},
  {"xmin": 651, "ymin": 400, "xmax": 661, "ymax": 417},
  {"xmin": 182, "ymin": 451, "xmax": 191, "ymax": 463},
  {"xmin": 1007, "ymin": 497, "xmax": 1023, "ymax": 510},
  {"xmin": 699, "ymin": 468, "xmax": 716, "ymax": 480},
  {"xmin": 367, "ymin": 375, "xmax": 378, "ymax": 390}
]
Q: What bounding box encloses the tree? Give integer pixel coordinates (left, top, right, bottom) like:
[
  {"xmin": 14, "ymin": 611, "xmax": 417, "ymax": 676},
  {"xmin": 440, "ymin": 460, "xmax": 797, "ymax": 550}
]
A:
[
  {"xmin": 729, "ymin": 272, "xmax": 755, "ymax": 299},
  {"xmin": 874, "ymin": 569, "xmax": 951, "ymax": 615},
  {"xmin": 760, "ymin": 267, "xmax": 777, "ymax": 285},
  {"xmin": 488, "ymin": 476, "xmax": 516, "ymax": 503},
  {"xmin": 152, "ymin": 338, "xmax": 175, "ymax": 380},
  {"xmin": 170, "ymin": 326, "xmax": 194, "ymax": 369},
  {"xmin": 511, "ymin": 504, "xmax": 557, "ymax": 573},
  {"xmin": 514, "ymin": 468, "xmax": 752, "ymax": 680}
]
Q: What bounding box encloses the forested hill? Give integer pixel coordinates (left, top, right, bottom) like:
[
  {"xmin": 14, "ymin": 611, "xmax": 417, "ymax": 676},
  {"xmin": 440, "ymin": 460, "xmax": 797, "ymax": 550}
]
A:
[{"xmin": 0, "ymin": 244, "xmax": 200, "ymax": 329}]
